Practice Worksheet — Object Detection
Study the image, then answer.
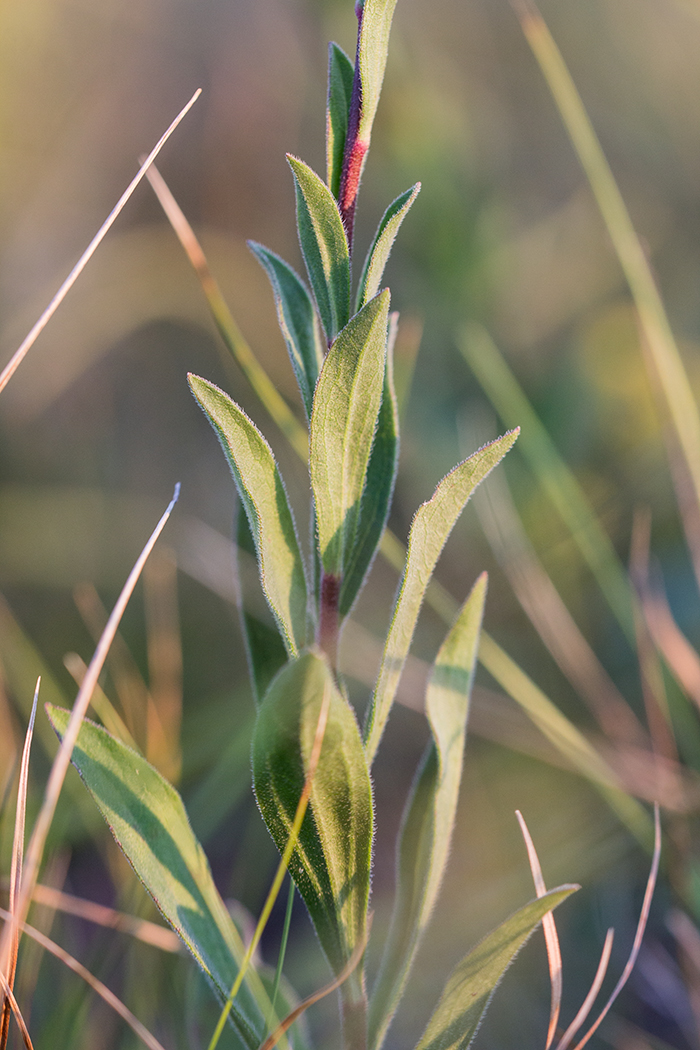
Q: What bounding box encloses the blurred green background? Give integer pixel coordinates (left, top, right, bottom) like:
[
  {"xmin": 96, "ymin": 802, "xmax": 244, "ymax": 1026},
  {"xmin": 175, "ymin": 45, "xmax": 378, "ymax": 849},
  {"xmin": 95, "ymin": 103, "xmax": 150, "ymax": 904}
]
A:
[{"xmin": 2, "ymin": 0, "xmax": 700, "ymax": 1047}]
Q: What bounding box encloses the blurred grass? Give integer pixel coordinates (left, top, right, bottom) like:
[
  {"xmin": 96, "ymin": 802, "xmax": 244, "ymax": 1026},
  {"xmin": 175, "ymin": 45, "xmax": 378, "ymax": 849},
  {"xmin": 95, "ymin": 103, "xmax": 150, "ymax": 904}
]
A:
[{"xmin": 2, "ymin": 0, "xmax": 700, "ymax": 1047}]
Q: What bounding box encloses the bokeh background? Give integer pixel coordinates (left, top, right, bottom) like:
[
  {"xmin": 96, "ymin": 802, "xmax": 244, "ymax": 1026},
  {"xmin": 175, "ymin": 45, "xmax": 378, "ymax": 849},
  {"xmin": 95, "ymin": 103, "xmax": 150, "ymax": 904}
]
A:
[{"xmin": 2, "ymin": 0, "xmax": 700, "ymax": 1047}]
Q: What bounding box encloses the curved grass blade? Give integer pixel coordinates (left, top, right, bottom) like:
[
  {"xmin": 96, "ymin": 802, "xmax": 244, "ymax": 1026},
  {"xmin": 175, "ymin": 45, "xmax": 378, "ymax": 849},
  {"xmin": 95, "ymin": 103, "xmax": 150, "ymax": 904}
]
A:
[
  {"xmin": 45, "ymin": 706, "xmax": 271, "ymax": 1050},
  {"xmin": 414, "ymin": 887, "xmax": 578, "ymax": 1050},
  {"xmin": 369, "ymin": 574, "xmax": 487, "ymax": 1050},
  {"xmin": 339, "ymin": 311, "xmax": 399, "ymax": 618},
  {"xmin": 248, "ymin": 242, "xmax": 324, "ymax": 422},
  {"xmin": 327, "ymin": 43, "xmax": 355, "ymax": 201},
  {"xmin": 189, "ymin": 375, "xmax": 308, "ymax": 657},
  {"xmin": 459, "ymin": 322, "xmax": 634, "ymax": 642},
  {"xmin": 356, "ymin": 184, "xmax": 421, "ymax": 311},
  {"xmin": 252, "ymin": 652, "xmax": 373, "ymax": 981},
  {"xmin": 311, "ymin": 290, "xmax": 389, "ymax": 579},
  {"xmin": 364, "ymin": 429, "xmax": 519, "ymax": 765},
  {"xmin": 288, "ymin": 156, "xmax": 350, "ymax": 345}
]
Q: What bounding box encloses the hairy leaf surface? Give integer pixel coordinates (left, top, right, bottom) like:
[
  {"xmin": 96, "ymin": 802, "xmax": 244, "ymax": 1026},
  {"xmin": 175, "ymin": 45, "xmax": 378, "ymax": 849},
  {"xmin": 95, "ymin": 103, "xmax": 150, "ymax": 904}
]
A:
[
  {"xmin": 252, "ymin": 651, "xmax": 373, "ymax": 978},
  {"xmin": 249, "ymin": 242, "xmax": 324, "ymax": 421},
  {"xmin": 414, "ymin": 887, "xmax": 578, "ymax": 1050},
  {"xmin": 326, "ymin": 43, "xmax": 355, "ymax": 201},
  {"xmin": 364, "ymin": 430, "xmax": 519, "ymax": 764},
  {"xmin": 369, "ymin": 574, "xmax": 487, "ymax": 1049},
  {"xmin": 189, "ymin": 375, "xmax": 307, "ymax": 657},
  {"xmin": 356, "ymin": 0, "xmax": 399, "ymax": 146},
  {"xmin": 288, "ymin": 156, "xmax": 350, "ymax": 345},
  {"xmin": 46, "ymin": 705, "xmax": 271, "ymax": 1050},
  {"xmin": 356, "ymin": 184, "xmax": 420, "ymax": 310},
  {"xmin": 338, "ymin": 313, "xmax": 399, "ymax": 618},
  {"xmin": 311, "ymin": 291, "xmax": 389, "ymax": 578}
]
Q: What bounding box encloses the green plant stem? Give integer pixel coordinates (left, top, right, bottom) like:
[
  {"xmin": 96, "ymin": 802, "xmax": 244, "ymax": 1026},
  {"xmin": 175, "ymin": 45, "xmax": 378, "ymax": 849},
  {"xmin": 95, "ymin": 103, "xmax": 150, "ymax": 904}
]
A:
[
  {"xmin": 341, "ymin": 977, "xmax": 368, "ymax": 1050},
  {"xmin": 268, "ymin": 877, "xmax": 295, "ymax": 1029}
]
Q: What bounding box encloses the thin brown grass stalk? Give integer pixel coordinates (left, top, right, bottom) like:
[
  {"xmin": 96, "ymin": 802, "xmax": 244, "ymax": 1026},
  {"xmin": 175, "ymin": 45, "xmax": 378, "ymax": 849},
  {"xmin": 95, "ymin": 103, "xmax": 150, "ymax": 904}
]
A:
[{"xmin": 0, "ymin": 92, "xmax": 200, "ymax": 395}]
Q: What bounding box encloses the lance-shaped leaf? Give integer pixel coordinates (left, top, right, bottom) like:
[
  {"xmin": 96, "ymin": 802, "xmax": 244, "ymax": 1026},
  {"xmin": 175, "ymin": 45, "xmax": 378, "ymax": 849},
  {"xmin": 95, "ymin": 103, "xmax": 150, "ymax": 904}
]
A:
[
  {"xmin": 356, "ymin": 184, "xmax": 421, "ymax": 311},
  {"xmin": 414, "ymin": 887, "xmax": 578, "ymax": 1050},
  {"xmin": 311, "ymin": 290, "xmax": 390, "ymax": 578},
  {"xmin": 364, "ymin": 430, "xmax": 519, "ymax": 765},
  {"xmin": 252, "ymin": 651, "xmax": 373, "ymax": 979},
  {"xmin": 288, "ymin": 155, "xmax": 351, "ymax": 345},
  {"xmin": 248, "ymin": 242, "xmax": 324, "ymax": 422},
  {"xmin": 189, "ymin": 375, "xmax": 307, "ymax": 657},
  {"xmin": 339, "ymin": 313, "xmax": 399, "ymax": 618},
  {"xmin": 326, "ymin": 43, "xmax": 355, "ymax": 201},
  {"xmin": 45, "ymin": 705, "xmax": 272, "ymax": 1050},
  {"xmin": 356, "ymin": 0, "xmax": 398, "ymax": 147},
  {"xmin": 369, "ymin": 574, "xmax": 487, "ymax": 1050}
]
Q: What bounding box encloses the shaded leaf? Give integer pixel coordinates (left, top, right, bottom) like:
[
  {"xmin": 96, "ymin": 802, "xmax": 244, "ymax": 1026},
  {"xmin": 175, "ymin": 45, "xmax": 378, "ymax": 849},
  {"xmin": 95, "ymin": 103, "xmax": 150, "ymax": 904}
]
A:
[
  {"xmin": 45, "ymin": 705, "xmax": 271, "ymax": 1050},
  {"xmin": 248, "ymin": 242, "xmax": 324, "ymax": 422},
  {"xmin": 339, "ymin": 313, "xmax": 399, "ymax": 618},
  {"xmin": 415, "ymin": 887, "xmax": 578, "ymax": 1050},
  {"xmin": 364, "ymin": 430, "xmax": 519, "ymax": 764},
  {"xmin": 288, "ymin": 155, "xmax": 351, "ymax": 345},
  {"xmin": 189, "ymin": 374, "xmax": 308, "ymax": 657},
  {"xmin": 326, "ymin": 43, "xmax": 355, "ymax": 201},
  {"xmin": 356, "ymin": 184, "xmax": 421, "ymax": 310},
  {"xmin": 369, "ymin": 574, "xmax": 487, "ymax": 1050},
  {"xmin": 311, "ymin": 291, "xmax": 390, "ymax": 578},
  {"xmin": 252, "ymin": 651, "xmax": 373, "ymax": 979}
]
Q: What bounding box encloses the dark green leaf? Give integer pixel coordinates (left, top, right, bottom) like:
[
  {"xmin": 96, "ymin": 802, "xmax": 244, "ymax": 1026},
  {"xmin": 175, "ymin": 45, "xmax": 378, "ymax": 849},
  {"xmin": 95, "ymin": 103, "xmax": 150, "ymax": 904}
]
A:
[
  {"xmin": 288, "ymin": 155, "xmax": 351, "ymax": 345},
  {"xmin": 414, "ymin": 887, "xmax": 578, "ymax": 1050},
  {"xmin": 189, "ymin": 374, "xmax": 308, "ymax": 657},
  {"xmin": 356, "ymin": 184, "xmax": 421, "ymax": 310},
  {"xmin": 326, "ymin": 43, "xmax": 355, "ymax": 201},
  {"xmin": 310, "ymin": 291, "xmax": 389, "ymax": 578},
  {"xmin": 45, "ymin": 704, "xmax": 272, "ymax": 1050},
  {"xmin": 338, "ymin": 313, "xmax": 399, "ymax": 618},
  {"xmin": 248, "ymin": 242, "xmax": 324, "ymax": 422},
  {"xmin": 252, "ymin": 651, "xmax": 373, "ymax": 979},
  {"xmin": 369, "ymin": 574, "xmax": 487, "ymax": 1050},
  {"xmin": 364, "ymin": 430, "xmax": 519, "ymax": 764}
]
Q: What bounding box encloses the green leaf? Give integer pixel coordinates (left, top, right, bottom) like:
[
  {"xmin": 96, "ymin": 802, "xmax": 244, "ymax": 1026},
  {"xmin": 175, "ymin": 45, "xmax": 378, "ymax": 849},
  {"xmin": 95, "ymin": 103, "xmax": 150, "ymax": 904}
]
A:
[
  {"xmin": 235, "ymin": 507, "xmax": 289, "ymax": 706},
  {"xmin": 356, "ymin": 184, "xmax": 421, "ymax": 310},
  {"xmin": 356, "ymin": 0, "xmax": 399, "ymax": 146},
  {"xmin": 364, "ymin": 430, "xmax": 519, "ymax": 765},
  {"xmin": 310, "ymin": 290, "xmax": 390, "ymax": 578},
  {"xmin": 189, "ymin": 374, "xmax": 308, "ymax": 657},
  {"xmin": 338, "ymin": 314, "xmax": 399, "ymax": 618},
  {"xmin": 45, "ymin": 704, "xmax": 272, "ymax": 1050},
  {"xmin": 288, "ymin": 155, "xmax": 351, "ymax": 345},
  {"xmin": 369, "ymin": 574, "xmax": 487, "ymax": 1050},
  {"xmin": 252, "ymin": 651, "xmax": 373, "ymax": 979},
  {"xmin": 248, "ymin": 242, "xmax": 324, "ymax": 422},
  {"xmin": 326, "ymin": 43, "xmax": 355, "ymax": 201},
  {"xmin": 414, "ymin": 887, "xmax": 578, "ymax": 1050}
]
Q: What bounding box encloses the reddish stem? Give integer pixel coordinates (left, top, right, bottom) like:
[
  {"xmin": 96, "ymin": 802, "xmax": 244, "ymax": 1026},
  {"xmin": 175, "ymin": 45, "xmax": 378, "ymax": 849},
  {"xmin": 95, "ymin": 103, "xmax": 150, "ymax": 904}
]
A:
[
  {"xmin": 338, "ymin": 7, "xmax": 367, "ymax": 252},
  {"xmin": 318, "ymin": 573, "xmax": 341, "ymax": 667}
]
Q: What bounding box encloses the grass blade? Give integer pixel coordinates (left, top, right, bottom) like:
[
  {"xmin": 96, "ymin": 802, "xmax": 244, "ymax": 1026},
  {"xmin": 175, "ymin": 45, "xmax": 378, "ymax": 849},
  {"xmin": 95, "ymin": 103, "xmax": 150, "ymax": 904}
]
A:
[
  {"xmin": 459, "ymin": 322, "xmax": 634, "ymax": 642},
  {"xmin": 0, "ymin": 92, "xmax": 200, "ymax": 395},
  {"xmin": 555, "ymin": 930, "xmax": 613, "ymax": 1050},
  {"xmin": 364, "ymin": 429, "xmax": 518, "ymax": 765},
  {"xmin": 515, "ymin": 0, "xmax": 700, "ymax": 528}
]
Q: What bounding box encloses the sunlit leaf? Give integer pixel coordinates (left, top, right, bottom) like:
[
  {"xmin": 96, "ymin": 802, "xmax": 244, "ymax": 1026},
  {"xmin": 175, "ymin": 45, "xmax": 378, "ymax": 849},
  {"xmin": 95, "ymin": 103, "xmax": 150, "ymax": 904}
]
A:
[
  {"xmin": 45, "ymin": 705, "xmax": 271, "ymax": 1050},
  {"xmin": 326, "ymin": 43, "xmax": 355, "ymax": 201},
  {"xmin": 414, "ymin": 887, "xmax": 578, "ymax": 1050},
  {"xmin": 356, "ymin": 0, "xmax": 398, "ymax": 146},
  {"xmin": 364, "ymin": 430, "xmax": 519, "ymax": 764},
  {"xmin": 369, "ymin": 574, "xmax": 487, "ymax": 1050},
  {"xmin": 189, "ymin": 375, "xmax": 308, "ymax": 657},
  {"xmin": 248, "ymin": 242, "xmax": 324, "ymax": 422},
  {"xmin": 288, "ymin": 156, "xmax": 351, "ymax": 345},
  {"xmin": 339, "ymin": 314, "xmax": 399, "ymax": 618},
  {"xmin": 311, "ymin": 290, "xmax": 390, "ymax": 578},
  {"xmin": 252, "ymin": 651, "xmax": 373, "ymax": 980},
  {"xmin": 356, "ymin": 184, "xmax": 420, "ymax": 310}
]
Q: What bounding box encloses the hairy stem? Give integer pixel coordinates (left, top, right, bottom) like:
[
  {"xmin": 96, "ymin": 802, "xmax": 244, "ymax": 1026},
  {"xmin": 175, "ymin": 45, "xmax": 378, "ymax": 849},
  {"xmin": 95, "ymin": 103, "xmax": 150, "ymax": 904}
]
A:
[{"xmin": 318, "ymin": 572, "xmax": 341, "ymax": 667}]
